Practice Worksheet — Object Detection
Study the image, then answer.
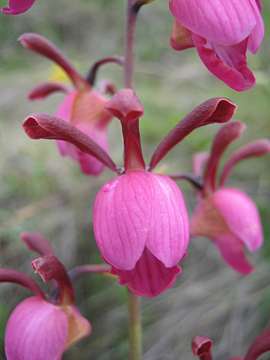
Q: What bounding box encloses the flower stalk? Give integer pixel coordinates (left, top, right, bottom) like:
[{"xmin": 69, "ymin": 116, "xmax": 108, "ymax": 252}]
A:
[{"xmin": 128, "ymin": 291, "xmax": 142, "ymax": 360}]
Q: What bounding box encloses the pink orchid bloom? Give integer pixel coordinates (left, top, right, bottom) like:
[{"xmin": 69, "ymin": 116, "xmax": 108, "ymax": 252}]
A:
[
  {"xmin": 22, "ymin": 89, "xmax": 236, "ymax": 297},
  {"xmin": 189, "ymin": 122, "xmax": 270, "ymax": 274},
  {"xmin": 1, "ymin": 0, "xmax": 35, "ymax": 14},
  {"xmin": 192, "ymin": 328, "xmax": 270, "ymax": 360},
  {"xmin": 19, "ymin": 33, "xmax": 113, "ymax": 176},
  {"xmin": 3, "ymin": 232, "xmax": 91, "ymax": 360},
  {"xmin": 169, "ymin": 0, "xmax": 264, "ymax": 91}
]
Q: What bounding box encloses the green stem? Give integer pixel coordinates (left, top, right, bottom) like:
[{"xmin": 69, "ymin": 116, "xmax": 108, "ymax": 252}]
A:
[{"xmin": 128, "ymin": 290, "xmax": 142, "ymax": 360}]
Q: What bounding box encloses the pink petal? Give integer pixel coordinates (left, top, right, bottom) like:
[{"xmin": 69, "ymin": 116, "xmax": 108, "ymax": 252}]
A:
[
  {"xmin": 1, "ymin": 0, "xmax": 35, "ymax": 14},
  {"xmin": 204, "ymin": 121, "xmax": 246, "ymax": 191},
  {"xmin": 220, "ymin": 139, "xmax": 270, "ymax": 186},
  {"xmin": 93, "ymin": 171, "xmax": 152, "ymax": 270},
  {"xmin": 169, "ymin": 0, "xmax": 257, "ymax": 46},
  {"xmin": 244, "ymin": 328, "xmax": 270, "ymax": 360},
  {"xmin": 248, "ymin": 0, "xmax": 264, "ymax": 54},
  {"xmin": 213, "ymin": 233, "xmax": 254, "ymax": 275},
  {"xmin": 146, "ymin": 174, "xmax": 189, "ymax": 267},
  {"xmin": 94, "ymin": 171, "xmax": 189, "ymax": 270},
  {"xmin": 192, "ymin": 336, "xmax": 213, "ymax": 359},
  {"xmin": 193, "ymin": 36, "xmax": 255, "ymax": 91},
  {"xmin": 23, "ymin": 114, "xmax": 117, "ymax": 173},
  {"xmin": 170, "ymin": 20, "xmax": 194, "ymax": 51},
  {"xmin": 213, "ymin": 188, "xmax": 263, "ymax": 252},
  {"xmin": 29, "ymin": 82, "xmax": 69, "ymax": 100},
  {"xmin": 111, "ymin": 249, "xmax": 181, "ymax": 297},
  {"xmin": 5, "ymin": 296, "xmax": 68, "ymax": 360},
  {"xmin": 150, "ymin": 97, "xmax": 236, "ymax": 170},
  {"xmin": 19, "ymin": 33, "xmax": 86, "ymax": 89},
  {"xmin": 21, "ymin": 232, "xmax": 54, "ymax": 256}
]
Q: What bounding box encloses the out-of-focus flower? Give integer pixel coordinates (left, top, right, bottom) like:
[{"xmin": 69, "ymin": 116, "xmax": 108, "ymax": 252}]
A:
[
  {"xmin": 23, "ymin": 90, "xmax": 236, "ymax": 297},
  {"xmin": 1, "ymin": 0, "xmax": 35, "ymax": 15},
  {"xmin": 170, "ymin": 0, "xmax": 264, "ymax": 91},
  {"xmin": 2, "ymin": 232, "xmax": 91, "ymax": 360},
  {"xmin": 192, "ymin": 328, "xmax": 270, "ymax": 359},
  {"xmin": 19, "ymin": 33, "xmax": 113, "ymax": 176},
  {"xmin": 189, "ymin": 122, "xmax": 270, "ymax": 274}
]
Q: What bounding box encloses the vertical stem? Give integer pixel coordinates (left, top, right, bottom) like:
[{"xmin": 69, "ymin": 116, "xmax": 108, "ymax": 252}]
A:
[
  {"xmin": 128, "ymin": 290, "xmax": 142, "ymax": 360},
  {"xmin": 124, "ymin": 0, "xmax": 137, "ymax": 88}
]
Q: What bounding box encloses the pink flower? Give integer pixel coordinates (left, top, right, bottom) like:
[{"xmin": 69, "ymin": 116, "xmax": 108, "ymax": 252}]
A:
[
  {"xmin": 170, "ymin": 0, "xmax": 264, "ymax": 91},
  {"xmin": 2, "ymin": 232, "xmax": 91, "ymax": 360},
  {"xmin": 192, "ymin": 328, "xmax": 270, "ymax": 359},
  {"xmin": 19, "ymin": 33, "xmax": 113, "ymax": 176},
  {"xmin": 23, "ymin": 90, "xmax": 236, "ymax": 297},
  {"xmin": 190, "ymin": 122, "xmax": 270, "ymax": 274},
  {"xmin": 1, "ymin": 0, "xmax": 35, "ymax": 14}
]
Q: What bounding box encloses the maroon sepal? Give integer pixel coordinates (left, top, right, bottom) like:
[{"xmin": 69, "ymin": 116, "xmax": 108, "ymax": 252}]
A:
[{"xmin": 28, "ymin": 82, "xmax": 69, "ymax": 100}]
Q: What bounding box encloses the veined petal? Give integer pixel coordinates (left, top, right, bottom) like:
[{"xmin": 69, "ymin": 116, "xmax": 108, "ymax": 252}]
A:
[
  {"xmin": 213, "ymin": 233, "xmax": 254, "ymax": 275},
  {"xmin": 220, "ymin": 139, "xmax": 270, "ymax": 186},
  {"xmin": 5, "ymin": 297, "xmax": 68, "ymax": 360},
  {"xmin": 28, "ymin": 82, "xmax": 69, "ymax": 100},
  {"xmin": 193, "ymin": 36, "xmax": 255, "ymax": 91},
  {"xmin": 146, "ymin": 174, "xmax": 189, "ymax": 267},
  {"xmin": 150, "ymin": 97, "xmax": 236, "ymax": 170},
  {"xmin": 248, "ymin": 0, "xmax": 264, "ymax": 54},
  {"xmin": 244, "ymin": 328, "xmax": 270, "ymax": 360},
  {"xmin": 93, "ymin": 171, "xmax": 151, "ymax": 270},
  {"xmin": 1, "ymin": 0, "xmax": 35, "ymax": 14},
  {"xmin": 170, "ymin": 20, "xmax": 194, "ymax": 51},
  {"xmin": 169, "ymin": 0, "xmax": 257, "ymax": 46},
  {"xmin": 111, "ymin": 249, "xmax": 181, "ymax": 297},
  {"xmin": 213, "ymin": 188, "xmax": 263, "ymax": 252}
]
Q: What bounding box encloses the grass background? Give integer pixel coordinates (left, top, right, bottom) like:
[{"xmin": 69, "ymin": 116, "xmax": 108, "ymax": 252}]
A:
[{"xmin": 0, "ymin": 1, "xmax": 270, "ymax": 359}]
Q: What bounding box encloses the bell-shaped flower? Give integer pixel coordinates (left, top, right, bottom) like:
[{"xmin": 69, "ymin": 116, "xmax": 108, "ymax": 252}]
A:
[
  {"xmin": 169, "ymin": 0, "xmax": 264, "ymax": 91},
  {"xmin": 19, "ymin": 33, "xmax": 114, "ymax": 176},
  {"xmin": 188, "ymin": 122, "xmax": 270, "ymax": 274},
  {"xmin": 192, "ymin": 328, "xmax": 270, "ymax": 360},
  {"xmin": 2, "ymin": 232, "xmax": 91, "ymax": 360},
  {"xmin": 1, "ymin": 0, "xmax": 35, "ymax": 14},
  {"xmin": 23, "ymin": 90, "xmax": 236, "ymax": 297}
]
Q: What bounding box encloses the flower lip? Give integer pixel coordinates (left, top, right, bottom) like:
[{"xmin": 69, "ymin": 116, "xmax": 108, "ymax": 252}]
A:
[{"xmin": 192, "ymin": 335, "xmax": 213, "ymax": 357}]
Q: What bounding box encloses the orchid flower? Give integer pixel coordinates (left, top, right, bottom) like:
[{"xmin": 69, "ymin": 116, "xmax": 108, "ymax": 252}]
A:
[
  {"xmin": 1, "ymin": 0, "xmax": 35, "ymax": 14},
  {"xmin": 185, "ymin": 122, "xmax": 270, "ymax": 274},
  {"xmin": 23, "ymin": 89, "xmax": 236, "ymax": 297},
  {"xmin": 192, "ymin": 328, "xmax": 270, "ymax": 360},
  {"xmin": 169, "ymin": 0, "xmax": 264, "ymax": 91},
  {"xmin": 2, "ymin": 232, "xmax": 91, "ymax": 360},
  {"xmin": 19, "ymin": 33, "xmax": 114, "ymax": 176}
]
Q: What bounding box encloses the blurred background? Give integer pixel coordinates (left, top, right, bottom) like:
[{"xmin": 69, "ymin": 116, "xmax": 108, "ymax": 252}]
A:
[{"xmin": 0, "ymin": 1, "xmax": 270, "ymax": 359}]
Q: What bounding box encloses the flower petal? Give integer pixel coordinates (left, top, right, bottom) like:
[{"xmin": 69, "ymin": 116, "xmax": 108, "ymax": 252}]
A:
[
  {"xmin": 170, "ymin": 20, "xmax": 194, "ymax": 51},
  {"xmin": 203, "ymin": 121, "xmax": 246, "ymax": 191},
  {"xmin": 248, "ymin": 0, "xmax": 264, "ymax": 54},
  {"xmin": 23, "ymin": 113, "xmax": 117, "ymax": 173},
  {"xmin": 5, "ymin": 297, "xmax": 68, "ymax": 360},
  {"xmin": 146, "ymin": 174, "xmax": 189, "ymax": 267},
  {"xmin": 64, "ymin": 306, "xmax": 91, "ymax": 349},
  {"xmin": 213, "ymin": 233, "xmax": 254, "ymax": 275},
  {"xmin": 193, "ymin": 36, "xmax": 255, "ymax": 91},
  {"xmin": 28, "ymin": 82, "xmax": 69, "ymax": 100},
  {"xmin": 21, "ymin": 232, "xmax": 54, "ymax": 256},
  {"xmin": 93, "ymin": 171, "xmax": 151, "ymax": 270},
  {"xmin": 213, "ymin": 188, "xmax": 263, "ymax": 252},
  {"xmin": 150, "ymin": 97, "xmax": 236, "ymax": 170},
  {"xmin": 169, "ymin": 0, "xmax": 257, "ymax": 46},
  {"xmin": 220, "ymin": 139, "xmax": 270, "ymax": 186},
  {"xmin": 192, "ymin": 336, "xmax": 213, "ymax": 359},
  {"xmin": 111, "ymin": 249, "xmax": 181, "ymax": 297},
  {"xmin": 1, "ymin": 0, "xmax": 35, "ymax": 14},
  {"xmin": 244, "ymin": 328, "xmax": 270, "ymax": 360}
]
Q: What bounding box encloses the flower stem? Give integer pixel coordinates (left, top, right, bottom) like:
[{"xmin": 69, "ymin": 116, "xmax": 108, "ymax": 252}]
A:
[{"xmin": 128, "ymin": 290, "xmax": 142, "ymax": 360}]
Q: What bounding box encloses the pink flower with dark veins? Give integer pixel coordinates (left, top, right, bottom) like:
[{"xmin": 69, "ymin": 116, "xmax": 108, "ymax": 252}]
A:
[
  {"xmin": 23, "ymin": 89, "xmax": 236, "ymax": 297},
  {"xmin": 1, "ymin": 0, "xmax": 35, "ymax": 14},
  {"xmin": 170, "ymin": 0, "xmax": 264, "ymax": 91},
  {"xmin": 19, "ymin": 33, "xmax": 113, "ymax": 176},
  {"xmin": 189, "ymin": 122, "xmax": 270, "ymax": 274},
  {"xmin": 192, "ymin": 328, "xmax": 270, "ymax": 360},
  {"xmin": 2, "ymin": 232, "xmax": 91, "ymax": 360}
]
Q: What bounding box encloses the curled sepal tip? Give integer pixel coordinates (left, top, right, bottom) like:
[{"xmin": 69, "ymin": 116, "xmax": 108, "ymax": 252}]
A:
[
  {"xmin": 21, "ymin": 232, "xmax": 54, "ymax": 256},
  {"xmin": 28, "ymin": 82, "xmax": 69, "ymax": 100},
  {"xmin": 149, "ymin": 97, "xmax": 236, "ymax": 170},
  {"xmin": 23, "ymin": 113, "xmax": 117, "ymax": 173},
  {"xmin": 192, "ymin": 336, "xmax": 213, "ymax": 360}
]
